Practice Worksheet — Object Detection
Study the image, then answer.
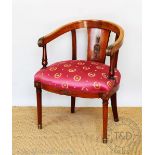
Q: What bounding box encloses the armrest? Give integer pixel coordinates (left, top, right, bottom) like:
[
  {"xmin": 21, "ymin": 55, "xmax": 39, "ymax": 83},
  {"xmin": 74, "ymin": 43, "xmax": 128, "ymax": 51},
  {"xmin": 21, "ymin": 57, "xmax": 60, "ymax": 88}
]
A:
[
  {"xmin": 107, "ymin": 27, "xmax": 124, "ymax": 79},
  {"xmin": 37, "ymin": 29, "xmax": 64, "ymax": 47},
  {"xmin": 37, "ymin": 22, "xmax": 77, "ymax": 47},
  {"xmin": 37, "ymin": 28, "xmax": 68, "ymax": 47},
  {"xmin": 106, "ymin": 28, "xmax": 124, "ymax": 56}
]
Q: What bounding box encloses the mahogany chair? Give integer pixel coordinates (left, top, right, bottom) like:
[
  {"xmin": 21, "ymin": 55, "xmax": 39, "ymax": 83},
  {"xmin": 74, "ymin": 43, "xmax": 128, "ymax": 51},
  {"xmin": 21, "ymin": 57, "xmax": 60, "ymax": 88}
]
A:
[{"xmin": 34, "ymin": 20, "xmax": 124, "ymax": 143}]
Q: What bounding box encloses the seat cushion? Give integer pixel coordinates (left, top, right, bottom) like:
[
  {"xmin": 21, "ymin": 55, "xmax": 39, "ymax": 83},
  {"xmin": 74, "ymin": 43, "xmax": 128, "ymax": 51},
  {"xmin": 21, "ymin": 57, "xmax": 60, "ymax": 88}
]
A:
[{"xmin": 34, "ymin": 60, "xmax": 121, "ymax": 96}]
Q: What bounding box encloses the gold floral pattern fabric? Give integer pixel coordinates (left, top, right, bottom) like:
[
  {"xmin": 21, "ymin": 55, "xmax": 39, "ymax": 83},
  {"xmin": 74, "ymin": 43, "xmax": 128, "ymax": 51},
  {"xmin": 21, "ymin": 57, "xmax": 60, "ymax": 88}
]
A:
[{"xmin": 34, "ymin": 60, "xmax": 121, "ymax": 94}]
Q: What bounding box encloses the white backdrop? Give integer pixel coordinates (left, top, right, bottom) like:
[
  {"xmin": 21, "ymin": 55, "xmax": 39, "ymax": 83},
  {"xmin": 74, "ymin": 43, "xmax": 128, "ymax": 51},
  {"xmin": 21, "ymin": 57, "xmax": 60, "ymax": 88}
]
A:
[{"xmin": 12, "ymin": 0, "xmax": 141, "ymax": 107}]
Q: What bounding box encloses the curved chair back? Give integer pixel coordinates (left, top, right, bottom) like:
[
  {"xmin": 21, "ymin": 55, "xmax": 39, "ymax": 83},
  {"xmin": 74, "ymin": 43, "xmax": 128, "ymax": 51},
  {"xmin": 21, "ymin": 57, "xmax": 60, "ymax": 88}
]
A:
[{"xmin": 38, "ymin": 20, "xmax": 124, "ymax": 73}]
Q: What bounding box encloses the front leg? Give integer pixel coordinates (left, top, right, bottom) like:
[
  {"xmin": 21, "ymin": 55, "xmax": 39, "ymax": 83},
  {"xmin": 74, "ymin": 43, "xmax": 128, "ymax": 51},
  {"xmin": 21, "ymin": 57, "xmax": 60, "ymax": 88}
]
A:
[
  {"xmin": 36, "ymin": 84, "xmax": 42, "ymax": 129},
  {"xmin": 102, "ymin": 99, "xmax": 109, "ymax": 143}
]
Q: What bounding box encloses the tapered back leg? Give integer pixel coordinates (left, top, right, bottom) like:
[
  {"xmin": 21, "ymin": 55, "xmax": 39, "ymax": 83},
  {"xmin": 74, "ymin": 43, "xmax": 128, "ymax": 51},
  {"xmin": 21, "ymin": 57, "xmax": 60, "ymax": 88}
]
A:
[
  {"xmin": 71, "ymin": 96, "xmax": 75, "ymax": 113},
  {"xmin": 111, "ymin": 93, "xmax": 119, "ymax": 122}
]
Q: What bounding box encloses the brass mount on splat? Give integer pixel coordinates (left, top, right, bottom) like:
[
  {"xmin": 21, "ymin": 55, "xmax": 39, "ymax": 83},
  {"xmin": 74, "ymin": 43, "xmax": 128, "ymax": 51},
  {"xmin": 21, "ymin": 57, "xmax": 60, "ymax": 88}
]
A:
[{"xmin": 93, "ymin": 36, "xmax": 100, "ymax": 59}]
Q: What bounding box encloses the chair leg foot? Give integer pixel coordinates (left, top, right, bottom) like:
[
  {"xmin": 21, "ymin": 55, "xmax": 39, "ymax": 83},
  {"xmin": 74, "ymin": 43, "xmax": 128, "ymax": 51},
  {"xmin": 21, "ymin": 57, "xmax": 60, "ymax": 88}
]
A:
[
  {"xmin": 103, "ymin": 138, "xmax": 107, "ymax": 143},
  {"xmin": 71, "ymin": 97, "xmax": 75, "ymax": 113},
  {"xmin": 38, "ymin": 124, "xmax": 42, "ymax": 129},
  {"xmin": 114, "ymin": 118, "xmax": 119, "ymax": 122}
]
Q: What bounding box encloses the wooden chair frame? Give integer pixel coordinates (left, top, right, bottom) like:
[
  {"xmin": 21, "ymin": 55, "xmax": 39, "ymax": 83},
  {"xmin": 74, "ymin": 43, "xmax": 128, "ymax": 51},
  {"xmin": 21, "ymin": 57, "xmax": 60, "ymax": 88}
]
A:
[{"xmin": 34, "ymin": 20, "xmax": 124, "ymax": 143}]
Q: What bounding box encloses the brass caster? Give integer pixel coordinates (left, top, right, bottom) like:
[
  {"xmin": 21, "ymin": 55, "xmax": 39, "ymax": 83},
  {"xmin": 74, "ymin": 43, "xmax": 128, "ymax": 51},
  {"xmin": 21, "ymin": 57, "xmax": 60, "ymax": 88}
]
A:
[
  {"xmin": 103, "ymin": 138, "xmax": 107, "ymax": 143},
  {"xmin": 114, "ymin": 118, "xmax": 119, "ymax": 122},
  {"xmin": 38, "ymin": 124, "xmax": 42, "ymax": 129}
]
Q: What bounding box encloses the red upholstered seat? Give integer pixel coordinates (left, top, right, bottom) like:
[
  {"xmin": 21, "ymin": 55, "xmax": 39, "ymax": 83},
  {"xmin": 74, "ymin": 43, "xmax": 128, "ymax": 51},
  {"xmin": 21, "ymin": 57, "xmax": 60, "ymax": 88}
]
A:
[{"xmin": 34, "ymin": 60, "xmax": 121, "ymax": 96}]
